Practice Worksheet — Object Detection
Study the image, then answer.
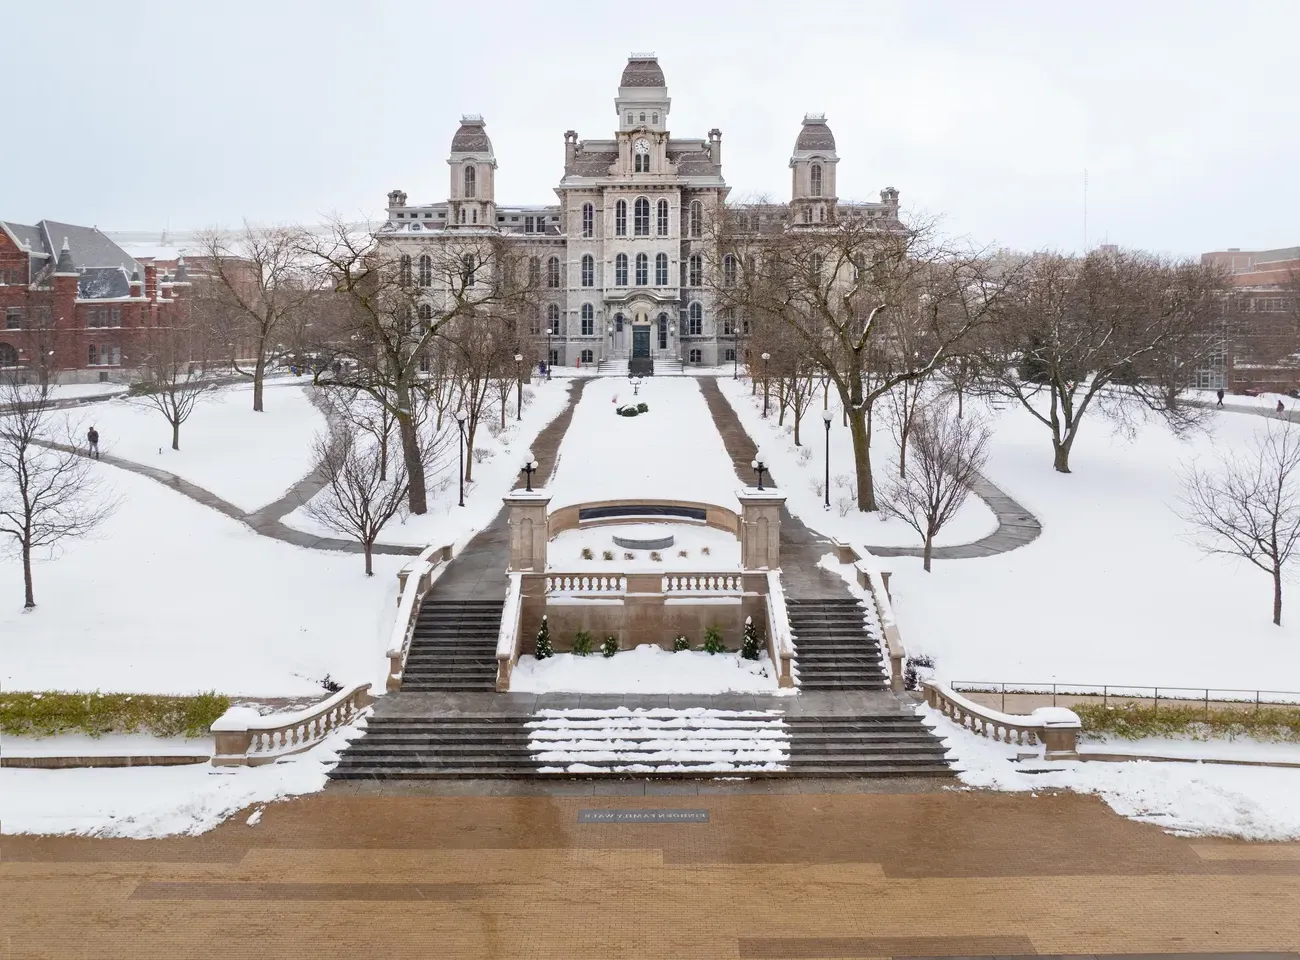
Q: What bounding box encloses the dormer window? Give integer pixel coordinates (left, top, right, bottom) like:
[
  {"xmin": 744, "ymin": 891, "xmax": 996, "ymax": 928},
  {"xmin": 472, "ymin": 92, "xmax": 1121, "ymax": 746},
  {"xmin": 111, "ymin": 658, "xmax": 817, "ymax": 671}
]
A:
[
  {"xmin": 626, "ymin": 112, "xmax": 633, "ymax": 125},
  {"xmin": 640, "ymin": 112, "xmax": 646, "ymax": 122},
  {"xmin": 652, "ymin": 112, "xmax": 658, "ymax": 124}
]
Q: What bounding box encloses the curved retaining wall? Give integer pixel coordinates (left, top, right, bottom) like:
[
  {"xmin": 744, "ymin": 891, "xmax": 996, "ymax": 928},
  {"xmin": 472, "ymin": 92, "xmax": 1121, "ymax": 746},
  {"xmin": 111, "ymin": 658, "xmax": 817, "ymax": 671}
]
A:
[{"xmin": 548, "ymin": 499, "xmax": 740, "ymax": 537}]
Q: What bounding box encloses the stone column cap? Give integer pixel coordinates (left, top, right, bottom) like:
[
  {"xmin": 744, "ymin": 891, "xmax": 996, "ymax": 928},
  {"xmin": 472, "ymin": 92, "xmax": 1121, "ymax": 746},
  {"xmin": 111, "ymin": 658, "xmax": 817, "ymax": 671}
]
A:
[
  {"xmin": 504, "ymin": 488, "xmax": 552, "ymax": 505},
  {"xmin": 736, "ymin": 486, "xmax": 786, "ymax": 504}
]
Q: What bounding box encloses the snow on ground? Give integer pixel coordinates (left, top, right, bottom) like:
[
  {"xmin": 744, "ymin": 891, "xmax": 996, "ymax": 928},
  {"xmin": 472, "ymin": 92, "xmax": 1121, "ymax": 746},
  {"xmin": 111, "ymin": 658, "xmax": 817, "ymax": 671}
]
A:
[
  {"xmin": 1, "ymin": 465, "xmax": 400, "ymax": 696},
  {"xmin": 547, "ymin": 377, "xmax": 740, "ymax": 512},
  {"xmin": 282, "ymin": 379, "xmax": 572, "ymax": 548},
  {"xmin": 83, "ymin": 379, "xmax": 322, "ymax": 512},
  {"xmin": 547, "ymin": 522, "xmax": 740, "ymax": 570},
  {"xmin": 923, "ymin": 706, "xmax": 1300, "ymax": 840},
  {"xmin": 888, "ymin": 399, "xmax": 1300, "ymax": 691},
  {"xmin": 0, "ymin": 724, "xmax": 360, "ymax": 837},
  {"xmin": 46, "ymin": 382, "xmax": 129, "ymax": 401},
  {"xmin": 1080, "ymin": 735, "xmax": 1300, "ymax": 765},
  {"xmin": 3, "ymin": 734, "xmax": 211, "ymax": 757},
  {"xmin": 717, "ymin": 378, "xmax": 998, "ymax": 547},
  {"xmin": 511, "ymin": 645, "xmax": 783, "ymax": 694},
  {"xmin": 1189, "ymin": 388, "xmax": 1300, "ymax": 414}
]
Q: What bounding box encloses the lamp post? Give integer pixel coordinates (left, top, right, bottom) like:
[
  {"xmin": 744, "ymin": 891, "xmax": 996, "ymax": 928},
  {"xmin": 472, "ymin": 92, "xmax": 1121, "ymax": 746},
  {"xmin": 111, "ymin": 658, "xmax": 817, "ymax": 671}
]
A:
[
  {"xmin": 546, "ymin": 326, "xmax": 553, "ymax": 380},
  {"xmin": 669, "ymin": 321, "xmax": 677, "ymax": 362},
  {"xmin": 732, "ymin": 332, "xmax": 739, "ymax": 379},
  {"xmin": 822, "ymin": 410, "xmax": 833, "ymax": 510},
  {"xmin": 514, "ymin": 352, "xmax": 523, "ymax": 421},
  {"xmin": 750, "ymin": 448, "xmax": 769, "ymax": 492},
  {"xmin": 761, "ymin": 352, "xmax": 771, "ymax": 418},
  {"xmin": 520, "ymin": 449, "xmax": 539, "ymax": 492},
  {"xmin": 455, "ymin": 411, "xmax": 468, "ymax": 507}
]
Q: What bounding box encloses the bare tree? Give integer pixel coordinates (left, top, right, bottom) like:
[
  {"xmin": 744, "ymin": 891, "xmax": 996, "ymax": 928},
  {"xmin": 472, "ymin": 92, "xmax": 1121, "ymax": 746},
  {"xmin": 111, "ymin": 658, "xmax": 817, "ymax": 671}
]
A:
[
  {"xmin": 883, "ymin": 399, "xmax": 991, "ymax": 572},
  {"xmin": 0, "ymin": 377, "xmax": 114, "ymax": 607},
  {"xmin": 133, "ymin": 320, "xmax": 215, "ymax": 450},
  {"xmin": 195, "ymin": 224, "xmax": 314, "ymax": 413},
  {"xmin": 1178, "ymin": 423, "xmax": 1300, "ymax": 625}
]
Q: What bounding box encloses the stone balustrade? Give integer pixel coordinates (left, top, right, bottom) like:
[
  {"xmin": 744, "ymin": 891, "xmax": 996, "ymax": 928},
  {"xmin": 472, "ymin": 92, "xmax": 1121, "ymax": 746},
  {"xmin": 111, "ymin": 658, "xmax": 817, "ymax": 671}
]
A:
[
  {"xmin": 546, "ymin": 573, "xmax": 627, "ymax": 595},
  {"xmin": 385, "ymin": 542, "xmax": 454, "ymax": 692},
  {"xmin": 662, "ymin": 573, "xmax": 743, "ymax": 594},
  {"xmin": 764, "ymin": 569, "xmax": 795, "ymax": 688},
  {"xmin": 211, "ymin": 683, "xmax": 373, "ymax": 766},
  {"xmin": 495, "ymin": 573, "xmax": 525, "ymax": 691},
  {"xmin": 922, "ymin": 680, "xmax": 1081, "ymax": 760}
]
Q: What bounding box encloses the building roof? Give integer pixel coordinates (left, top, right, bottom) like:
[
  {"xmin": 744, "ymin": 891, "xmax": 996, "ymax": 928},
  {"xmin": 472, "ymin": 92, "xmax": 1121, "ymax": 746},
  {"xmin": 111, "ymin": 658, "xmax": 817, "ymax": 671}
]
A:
[
  {"xmin": 450, "ymin": 115, "xmax": 492, "ymax": 153},
  {"xmin": 0, "ymin": 220, "xmax": 46, "ymax": 254},
  {"xmin": 795, "ymin": 114, "xmax": 836, "ymax": 152},
  {"xmin": 569, "ymin": 149, "xmax": 618, "ymax": 177},
  {"xmin": 620, "ymin": 56, "xmax": 665, "ymax": 88}
]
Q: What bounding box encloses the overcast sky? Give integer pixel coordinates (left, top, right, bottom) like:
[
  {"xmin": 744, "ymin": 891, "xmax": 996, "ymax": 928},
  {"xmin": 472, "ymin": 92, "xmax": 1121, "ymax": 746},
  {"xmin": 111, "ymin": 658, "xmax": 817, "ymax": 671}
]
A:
[{"xmin": 6, "ymin": 0, "xmax": 1297, "ymax": 256}]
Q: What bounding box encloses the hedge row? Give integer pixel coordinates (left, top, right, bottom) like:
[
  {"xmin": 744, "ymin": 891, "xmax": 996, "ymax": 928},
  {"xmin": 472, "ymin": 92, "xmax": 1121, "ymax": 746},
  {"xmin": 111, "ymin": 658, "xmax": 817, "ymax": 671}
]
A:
[
  {"xmin": 0, "ymin": 691, "xmax": 230, "ymax": 739},
  {"xmin": 1075, "ymin": 702, "xmax": 1300, "ymax": 742}
]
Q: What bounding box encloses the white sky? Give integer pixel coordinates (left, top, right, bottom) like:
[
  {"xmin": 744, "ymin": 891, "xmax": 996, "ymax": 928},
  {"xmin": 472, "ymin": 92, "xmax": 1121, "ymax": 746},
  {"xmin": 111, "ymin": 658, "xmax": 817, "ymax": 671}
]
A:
[{"xmin": 6, "ymin": 0, "xmax": 1298, "ymax": 256}]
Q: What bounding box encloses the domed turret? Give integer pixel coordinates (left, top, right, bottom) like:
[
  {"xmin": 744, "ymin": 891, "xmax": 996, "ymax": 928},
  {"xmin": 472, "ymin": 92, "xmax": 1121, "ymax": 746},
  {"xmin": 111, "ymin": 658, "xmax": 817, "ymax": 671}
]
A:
[
  {"xmin": 447, "ymin": 114, "xmax": 496, "ymax": 229},
  {"xmin": 615, "ymin": 53, "xmax": 670, "ymax": 132},
  {"xmin": 451, "ymin": 115, "xmax": 493, "ymax": 153},
  {"xmin": 789, "ymin": 114, "xmax": 840, "ymax": 224},
  {"xmin": 620, "ymin": 56, "xmax": 665, "ymax": 88},
  {"xmin": 794, "ymin": 115, "xmax": 836, "ymax": 152}
]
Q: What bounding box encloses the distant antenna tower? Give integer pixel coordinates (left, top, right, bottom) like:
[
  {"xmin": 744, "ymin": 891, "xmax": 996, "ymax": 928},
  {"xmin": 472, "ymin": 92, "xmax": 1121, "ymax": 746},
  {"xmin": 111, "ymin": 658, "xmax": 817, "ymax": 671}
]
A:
[{"xmin": 1083, "ymin": 168, "xmax": 1089, "ymax": 251}]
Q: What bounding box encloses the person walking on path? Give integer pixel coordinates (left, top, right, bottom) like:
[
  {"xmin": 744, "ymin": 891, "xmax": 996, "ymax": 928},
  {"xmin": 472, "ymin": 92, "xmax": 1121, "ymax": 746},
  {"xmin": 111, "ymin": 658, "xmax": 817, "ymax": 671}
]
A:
[
  {"xmin": 1278, "ymin": 400, "xmax": 1286, "ymax": 418},
  {"xmin": 1216, "ymin": 388, "xmax": 1224, "ymax": 407},
  {"xmin": 87, "ymin": 426, "xmax": 100, "ymax": 460}
]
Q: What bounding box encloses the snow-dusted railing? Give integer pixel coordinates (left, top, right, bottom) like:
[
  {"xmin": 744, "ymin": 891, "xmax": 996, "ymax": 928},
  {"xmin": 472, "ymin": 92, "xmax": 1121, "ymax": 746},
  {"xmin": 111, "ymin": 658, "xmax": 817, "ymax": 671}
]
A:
[
  {"xmin": 495, "ymin": 573, "xmax": 525, "ymax": 691},
  {"xmin": 922, "ymin": 680, "xmax": 1081, "ymax": 760},
  {"xmin": 852, "ymin": 557, "xmax": 906, "ymax": 694},
  {"xmin": 211, "ymin": 683, "xmax": 373, "ymax": 767},
  {"xmin": 385, "ymin": 542, "xmax": 454, "ymax": 692},
  {"xmin": 546, "ymin": 573, "xmax": 626, "ymax": 595},
  {"xmin": 662, "ymin": 573, "xmax": 743, "ymax": 594},
  {"xmin": 764, "ymin": 570, "xmax": 795, "ymax": 688}
]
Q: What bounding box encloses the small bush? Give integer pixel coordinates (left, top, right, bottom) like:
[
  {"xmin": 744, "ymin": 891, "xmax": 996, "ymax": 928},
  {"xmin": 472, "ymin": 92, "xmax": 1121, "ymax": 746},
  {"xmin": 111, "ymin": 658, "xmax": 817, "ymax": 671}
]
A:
[
  {"xmin": 903, "ymin": 654, "xmax": 936, "ymax": 691},
  {"xmin": 833, "ymin": 472, "xmax": 854, "ymax": 491},
  {"xmin": 602, "ymin": 550, "xmax": 614, "ymax": 561},
  {"xmin": 472, "ymin": 447, "xmax": 493, "ymax": 463},
  {"xmin": 535, "ymin": 616, "xmax": 554, "ymax": 659},
  {"xmin": 486, "ymin": 421, "xmax": 504, "ymax": 438},
  {"xmin": 601, "ymin": 635, "xmax": 619, "ymax": 658},
  {"xmin": 0, "ymin": 691, "xmax": 231, "ymax": 739},
  {"xmin": 673, "ymin": 635, "xmax": 691, "ymax": 651},
  {"xmin": 649, "ymin": 551, "xmax": 662, "ymax": 562},
  {"xmin": 677, "ymin": 549, "xmax": 688, "ymax": 558},
  {"xmin": 810, "ymin": 478, "xmax": 826, "ymax": 498},
  {"xmin": 319, "ymin": 674, "xmax": 343, "ymax": 693},
  {"xmin": 572, "ymin": 630, "xmax": 594, "ymax": 656},
  {"xmin": 700, "ymin": 546, "xmax": 710, "ymax": 556},
  {"xmin": 702, "ymin": 626, "xmax": 725, "ymax": 655},
  {"xmin": 581, "ymin": 547, "xmax": 594, "ymax": 560},
  {"xmin": 636, "ymin": 402, "xmax": 648, "ymax": 413},
  {"xmin": 835, "ymin": 495, "xmax": 855, "ymax": 517},
  {"xmin": 740, "ymin": 617, "xmax": 762, "ymax": 661},
  {"xmin": 797, "ymin": 446, "xmax": 813, "ymax": 465},
  {"xmin": 623, "ymin": 551, "xmax": 635, "ymax": 560},
  {"xmin": 616, "ymin": 405, "xmax": 640, "ymax": 418}
]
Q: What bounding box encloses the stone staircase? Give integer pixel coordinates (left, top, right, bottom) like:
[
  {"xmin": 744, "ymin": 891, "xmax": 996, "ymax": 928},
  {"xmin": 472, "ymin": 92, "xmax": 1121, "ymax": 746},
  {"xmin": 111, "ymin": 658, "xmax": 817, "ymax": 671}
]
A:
[
  {"xmin": 400, "ymin": 600, "xmax": 503, "ymax": 692},
  {"xmin": 595, "ymin": 357, "xmax": 629, "ymax": 375},
  {"xmin": 328, "ymin": 706, "xmax": 951, "ymax": 779},
  {"xmin": 787, "ymin": 598, "xmax": 889, "ymax": 691}
]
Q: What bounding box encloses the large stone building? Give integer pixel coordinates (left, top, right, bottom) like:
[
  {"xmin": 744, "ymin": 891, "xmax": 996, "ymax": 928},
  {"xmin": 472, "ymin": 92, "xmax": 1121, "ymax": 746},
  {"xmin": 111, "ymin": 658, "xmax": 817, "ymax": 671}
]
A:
[{"xmin": 376, "ymin": 54, "xmax": 900, "ymax": 369}]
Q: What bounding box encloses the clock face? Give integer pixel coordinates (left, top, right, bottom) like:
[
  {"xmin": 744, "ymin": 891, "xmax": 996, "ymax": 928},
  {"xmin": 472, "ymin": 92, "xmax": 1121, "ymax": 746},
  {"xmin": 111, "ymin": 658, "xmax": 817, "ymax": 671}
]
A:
[{"xmin": 634, "ymin": 138, "xmax": 650, "ymax": 155}]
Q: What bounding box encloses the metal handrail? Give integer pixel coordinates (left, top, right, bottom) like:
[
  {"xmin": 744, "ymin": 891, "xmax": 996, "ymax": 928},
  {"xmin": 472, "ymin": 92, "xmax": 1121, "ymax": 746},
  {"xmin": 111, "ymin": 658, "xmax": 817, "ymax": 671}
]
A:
[{"xmin": 951, "ymin": 680, "xmax": 1300, "ymax": 714}]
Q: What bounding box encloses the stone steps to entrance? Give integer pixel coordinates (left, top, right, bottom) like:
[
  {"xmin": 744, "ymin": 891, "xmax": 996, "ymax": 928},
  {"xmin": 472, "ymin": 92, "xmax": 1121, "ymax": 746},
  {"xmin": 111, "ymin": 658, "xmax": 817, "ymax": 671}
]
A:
[
  {"xmin": 401, "ymin": 599, "xmax": 504, "ymax": 692},
  {"xmin": 786, "ymin": 596, "xmax": 890, "ymax": 690}
]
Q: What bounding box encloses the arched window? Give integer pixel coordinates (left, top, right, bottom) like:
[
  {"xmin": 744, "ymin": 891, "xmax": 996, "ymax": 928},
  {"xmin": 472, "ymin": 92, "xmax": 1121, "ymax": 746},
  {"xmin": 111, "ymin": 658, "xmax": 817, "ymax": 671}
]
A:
[
  {"xmin": 688, "ymin": 254, "xmax": 702, "ymax": 288},
  {"xmin": 546, "ymin": 256, "xmax": 561, "ymax": 289},
  {"xmin": 626, "ymin": 111, "xmax": 633, "ymax": 125},
  {"xmin": 459, "ymin": 208, "xmax": 466, "ymax": 224},
  {"xmin": 462, "ymin": 254, "xmax": 476, "ymax": 286},
  {"xmin": 810, "ymin": 163, "xmax": 822, "ymax": 198},
  {"xmin": 657, "ymin": 313, "xmax": 669, "ymax": 349},
  {"xmin": 615, "ymin": 314, "xmax": 624, "ymax": 332},
  {"xmin": 398, "ymin": 255, "xmax": 412, "ymax": 287},
  {"xmin": 635, "ymin": 152, "xmax": 650, "ymax": 174},
  {"xmin": 417, "ymin": 254, "xmax": 432, "ymax": 287},
  {"xmin": 464, "ymin": 164, "xmax": 476, "ymax": 198},
  {"xmin": 581, "ymin": 203, "xmax": 594, "ymax": 238},
  {"xmin": 655, "ymin": 253, "xmax": 668, "ymax": 286},
  {"xmin": 817, "ymin": 206, "xmax": 824, "ymax": 223},
  {"xmin": 0, "ymin": 342, "xmax": 16, "ymax": 367},
  {"xmin": 615, "ymin": 200, "xmax": 627, "ymax": 236},
  {"xmin": 528, "ymin": 256, "xmax": 541, "ymax": 287},
  {"xmin": 689, "ymin": 201, "xmax": 703, "ymax": 237},
  {"xmin": 547, "ymin": 302, "xmax": 561, "ymax": 335},
  {"xmin": 688, "ymin": 301, "xmax": 703, "ymax": 336},
  {"xmin": 471, "ymin": 208, "xmax": 477, "ymax": 224},
  {"xmin": 581, "ymin": 348, "xmax": 594, "ymax": 364},
  {"xmin": 581, "ymin": 254, "xmax": 594, "ymax": 287},
  {"xmin": 723, "ymin": 254, "xmax": 737, "ymax": 286},
  {"xmin": 634, "ymin": 198, "xmax": 650, "ymax": 236},
  {"xmin": 689, "ymin": 348, "xmax": 702, "ymax": 364},
  {"xmin": 652, "ymin": 112, "xmax": 659, "ymax": 124},
  {"xmin": 614, "ymin": 253, "xmax": 628, "ymax": 286},
  {"xmin": 417, "ymin": 303, "xmax": 433, "ymax": 324},
  {"xmin": 635, "ymin": 253, "xmax": 648, "ymax": 286},
  {"xmin": 581, "ymin": 303, "xmax": 594, "ymax": 336},
  {"xmin": 802, "ymin": 207, "xmax": 812, "ymax": 224},
  {"xmin": 657, "ymin": 199, "xmax": 670, "ymax": 236},
  {"xmin": 639, "ymin": 112, "xmax": 646, "ymax": 122}
]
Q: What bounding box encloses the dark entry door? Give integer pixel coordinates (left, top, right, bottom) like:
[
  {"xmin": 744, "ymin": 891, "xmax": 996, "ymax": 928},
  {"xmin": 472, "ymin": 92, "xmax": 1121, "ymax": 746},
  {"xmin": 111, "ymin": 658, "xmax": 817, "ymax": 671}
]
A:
[{"xmin": 632, "ymin": 326, "xmax": 650, "ymax": 359}]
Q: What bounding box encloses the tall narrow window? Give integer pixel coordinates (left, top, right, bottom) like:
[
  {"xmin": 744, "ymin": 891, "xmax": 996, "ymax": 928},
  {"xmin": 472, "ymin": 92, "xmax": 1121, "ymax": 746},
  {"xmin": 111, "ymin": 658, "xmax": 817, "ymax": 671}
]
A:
[
  {"xmin": 652, "ymin": 112, "xmax": 658, "ymax": 124},
  {"xmin": 546, "ymin": 256, "xmax": 561, "ymax": 289},
  {"xmin": 462, "ymin": 254, "xmax": 476, "ymax": 286},
  {"xmin": 615, "ymin": 253, "xmax": 628, "ymax": 286},
  {"xmin": 634, "ymin": 198, "xmax": 650, "ymax": 236},
  {"xmin": 689, "ymin": 301, "xmax": 703, "ymax": 336},
  {"xmin": 417, "ymin": 254, "xmax": 432, "ymax": 287},
  {"xmin": 418, "ymin": 303, "xmax": 433, "ymax": 324},
  {"xmin": 615, "ymin": 200, "xmax": 627, "ymax": 236},
  {"xmin": 399, "ymin": 255, "xmax": 412, "ymax": 287},
  {"xmin": 810, "ymin": 253, "xmax": 824, "ymax": 278},
  {"xmin": 723, "ymin": 254, "xmax": 737, "ymax": 286},
  {"xmin": 472, "ymin": 208, "xmax": 477, "ymax": 224},
  {"xmin": 689, "ymin": 200, "xmax": 703, "ymax": 238},
  {"xmin": 657, "ymin": 199, "xmax": 669, "ymax": 236},
  {"xmin": 657, "ymin": 313, "xmax": 668, "ymax": 349},
  {"xmin": 810, "ymin": 163, "xmax": 822, "ymax": 197},
  {"xmin": 635, "ymin": 153, "xmax": 650, "ymax": 174},
  {"xmin": 581, "ymin": 203, "xmax": 594, "ymax": 238},
  {"xmin": 581, "ymin": 254, "xmax": 594, "ymax": 287},
  {"xmin": 548, "ymin": 303, "xmax": 561, "ymax": 336},
  {"xmin": 689, "ymin": 254, "xmax": 702, "ymax": 288},
  {"xmin": 721, "ymin": 309, "xmax": 735, "ymax": 336},
  {"xmin": 528, "ymin": 256, "xmax": 541, "ymax": 287},
  {"xmin": 459, "ymin": 208, "xmax": 466, "ymax": 224},
  {"xmin": 581, "ymin": 303, "xmax": 594, "ymax": 336},
  {"xmin": 655, "ymin": 252, "xmax": 668, "ymax": 286},
  {"xmin": 803, "ymin": 207, "xmax": 812, "ymax": 224},
  {"xmin": 464, "ymin": 165, "xmax": 476, "ymax": 198},
  {"xmin": 0, "ymin": 342, "xmax": 17, "ymax": 366},
  {"xmin": 530, "ymin": 309, "xmax": 542, "ymax": 336},
  {"xmin": 87, "ymin": 344, "xmax": 97, "ymax": 366},
  {"xmin": 635, "ymin": 253, "xmax": 648, "ymax": 286}
]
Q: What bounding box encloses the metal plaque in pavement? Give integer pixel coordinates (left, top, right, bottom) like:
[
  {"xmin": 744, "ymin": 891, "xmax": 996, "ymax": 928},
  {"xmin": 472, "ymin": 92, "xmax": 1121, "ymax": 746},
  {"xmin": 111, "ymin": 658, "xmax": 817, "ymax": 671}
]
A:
[{"xmin": 578, "ymin": 809, "xmax": 709, "ymax": 824}]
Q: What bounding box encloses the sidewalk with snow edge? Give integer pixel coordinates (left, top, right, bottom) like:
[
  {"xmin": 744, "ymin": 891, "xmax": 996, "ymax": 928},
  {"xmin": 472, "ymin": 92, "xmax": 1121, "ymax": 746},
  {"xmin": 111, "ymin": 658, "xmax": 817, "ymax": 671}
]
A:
[{"xmin": 510, "ymin": 644, "xmax": 787, "ymax": 694}]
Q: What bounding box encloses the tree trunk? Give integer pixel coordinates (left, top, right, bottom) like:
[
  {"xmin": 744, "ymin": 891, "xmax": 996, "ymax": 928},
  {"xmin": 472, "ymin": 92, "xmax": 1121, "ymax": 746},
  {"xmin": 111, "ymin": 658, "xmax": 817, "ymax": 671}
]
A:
[
  {"xmin": 1052, "ymin": 436, "xmax": 1073, "ymax": 474},
  {"xmin": 956, "ymin": 384, "xmax": 964, "ymax": 418},
  {"xmin": 922, "ymin": 531, "xmax": 934, "ymax": 573},
  {"xmin": 1274, "ymin": 565, "xmax": 1283, "ymax": 626},
  {"xmin": 464, "ymin": 417, "xmax": 479, "ymax": 483},
  {"xmin": 171, "ymin": 419, "xmax": 180, "ymax": 451},
  {"xmin": 21, "ymin": 538, "xmax": 34, "ymax": 606},
  {"xmin": 364, "ymin": 542, "xmax": 374, "ymax": 577},
  {"xmin": 793, "ymin": 402, "xmax": 801, "ymax": 446},
  {"xmin": 396, "ymin": 395, "xmax": 427, "ymax": 514},
  {"xmin": 516, "ymin": 378, "xmax": 523, "ymax": 421},
  {"xmin": 252, "ymin": 353, "xmax": 266, "ymax": 412},
  {"xmin": 847, "ymin": 403, "xmax": 877, "ymax": 512}
]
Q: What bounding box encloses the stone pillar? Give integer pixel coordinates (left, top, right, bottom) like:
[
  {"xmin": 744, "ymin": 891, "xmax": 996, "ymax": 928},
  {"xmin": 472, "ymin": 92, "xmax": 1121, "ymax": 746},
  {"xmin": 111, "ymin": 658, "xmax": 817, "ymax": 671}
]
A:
[
  {"xmin": 736, "ymin": 487, "xmax": 786, "ymax": 571},
  {"xmin": 505, "ymin": 490, "xmax": 551, "ymax": 572}
]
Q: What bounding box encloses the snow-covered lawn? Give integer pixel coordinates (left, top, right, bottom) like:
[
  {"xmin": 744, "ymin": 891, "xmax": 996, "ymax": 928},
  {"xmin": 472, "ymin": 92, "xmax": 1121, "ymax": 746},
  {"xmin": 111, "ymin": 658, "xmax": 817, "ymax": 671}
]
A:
[
  {"xmin": 3, "ymin": 734, "xmax": 211, "ymax": 758},
  {"xmin": 511, "ymin": 645, "xmax": 783, "ymax": 694},
  {"xmin": 83, "ymin": 380, "xmax": 323, "ymax": 512},
  {"xmin": 0, "ymin": 725, "xmax": 359, "ymax": 837},
  {"xmin": 925, "ymin": 706, "xmax": 1300, "ymax": 840},
  {"xmin": 1189, "ymin": 388, "xmax": 1300, "ymax": 414},
  {"xmin": 282, "ymin": 379, "xmax": 572, "ymax": 548},
  {"xmin": 887, "ymin": 401, "xmax": 1300, "ymax": 690},
  {"xmin": 548, "ymin": 377, "xmax": 739, "ymax": 512},
  {"xmin": 45, "ymin": 382, "xmax": 129, "ymax": 401},
  {"xmin": 1, "ymin": 465, "xmax": 400, "ymax": 696},
  {"xmin": 717, "ymin": 378, "xmax": 998, "ymax": 547},
  {"xmin": 548, "ymin": 522, "xmax": 740, "ymax": 570}
]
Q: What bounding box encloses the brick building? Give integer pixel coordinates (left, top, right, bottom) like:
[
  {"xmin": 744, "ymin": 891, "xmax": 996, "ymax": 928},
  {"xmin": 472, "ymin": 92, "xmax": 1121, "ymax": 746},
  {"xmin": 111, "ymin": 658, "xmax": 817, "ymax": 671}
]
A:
[
  {"xmin": 1200, "ymin": 246, "xmax": 1299, "ymax": 394},
  {"xmin": 0, "ymin": 220, "xmax": 191, "ymax": 383}
]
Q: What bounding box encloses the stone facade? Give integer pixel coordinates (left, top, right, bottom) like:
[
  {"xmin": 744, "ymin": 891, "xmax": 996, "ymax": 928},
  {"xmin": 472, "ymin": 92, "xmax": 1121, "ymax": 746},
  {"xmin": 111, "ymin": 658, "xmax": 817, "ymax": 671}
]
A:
[{"xmin": 376, "ymin": 55, "xmax": 901, "ymax": 369}]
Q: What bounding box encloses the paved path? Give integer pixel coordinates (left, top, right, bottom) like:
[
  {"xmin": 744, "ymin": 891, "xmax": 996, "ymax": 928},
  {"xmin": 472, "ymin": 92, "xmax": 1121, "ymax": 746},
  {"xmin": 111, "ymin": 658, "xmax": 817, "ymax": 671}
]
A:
[
  {"xmin": 6, "ymin": 789, "xmax": 1296, "ymax": 959},
  {"xmin": 865, "ymin": 473, "xmax": 1041, "ymax": 560}
]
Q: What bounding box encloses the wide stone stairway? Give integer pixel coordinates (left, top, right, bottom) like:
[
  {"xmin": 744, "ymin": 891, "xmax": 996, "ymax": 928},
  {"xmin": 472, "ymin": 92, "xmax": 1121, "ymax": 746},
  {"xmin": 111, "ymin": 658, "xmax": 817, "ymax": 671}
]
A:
[
  {"xmin": 399, "ymin": 600, "xmax": 503, "ymax": 692},
  {"xmin": 787, "ymin": 598, "xmax": 889, "ymax": 690}
]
